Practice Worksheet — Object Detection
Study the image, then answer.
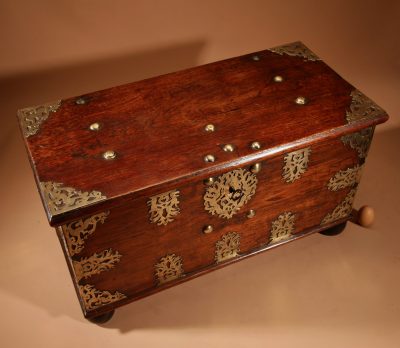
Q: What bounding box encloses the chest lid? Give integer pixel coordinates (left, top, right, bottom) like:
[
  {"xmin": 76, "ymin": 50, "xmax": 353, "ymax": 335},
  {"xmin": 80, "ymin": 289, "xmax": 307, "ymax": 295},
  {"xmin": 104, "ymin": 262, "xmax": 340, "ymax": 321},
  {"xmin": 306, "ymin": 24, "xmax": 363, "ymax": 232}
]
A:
[{"xmin": 18, "ymin": 41, "xmax": 388, "ymax": 226}]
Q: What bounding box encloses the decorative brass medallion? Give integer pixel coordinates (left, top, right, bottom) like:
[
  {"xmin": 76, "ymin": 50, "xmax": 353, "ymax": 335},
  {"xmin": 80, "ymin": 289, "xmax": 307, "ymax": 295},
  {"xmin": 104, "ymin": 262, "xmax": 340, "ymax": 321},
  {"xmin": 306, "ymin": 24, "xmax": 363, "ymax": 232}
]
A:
[
  {"xmin": 321, "ymin": 189, "xmax": 356, "ymax": 225},
  {"xmin": 269, "ymin": 212, "xmax": 296, "ymax": 244},
  {"xmin": 61, "ymin": 212, "xmax": 109, "ymax": 256},
  {"xmin": 148, "ymin": 190, "xmax": 180, "ymax": 226},
  {"xmin": 215, "ymin": 232, "xmax": 240, "ymax": 263},
  {"xmin": 327, "ymin": 165, "xmax": 363, "ymax": 191},
  {"xmin": 282, "ymin": 148, "xmax": 311, "ymax": 183},
  {"xmin": 155, "ymin": 254, "xmax": 184, "ymax": 285},
  {"xmin": 40, "ymin": 181, "xmax": 106, "ymax": 216},
  {"xmin": 79, "ymin": 284, "xmax": 126, "ymax": 311},
  {"xmin": 204, "ymin": 168, "xmax": 257, "ymax": 219},
  {"xmin": 341, "ymin": 127, "xmax": 374, "ymax": 159},
  {"xmin": 73, "ymin": 249, "xmax": 122, "ymax": 282},
  {"xmin": 18, "ymin": 100, "xmax": 62, "ymax": 137},
  {"xmin": 346, "ymin": 90, "xmax": 386, "ymax": 123},
  {"xmin": 268, "ymin": 42, "xmax": 320, "ymax": 61}
]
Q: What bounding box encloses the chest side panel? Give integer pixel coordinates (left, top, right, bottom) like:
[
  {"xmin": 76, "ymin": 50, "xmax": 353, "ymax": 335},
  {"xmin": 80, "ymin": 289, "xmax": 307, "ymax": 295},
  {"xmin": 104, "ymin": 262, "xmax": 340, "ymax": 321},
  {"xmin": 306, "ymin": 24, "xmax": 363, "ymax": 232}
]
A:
[{"xmin": 56, "ymin": 128, "xmax": 371, "ymax": 317}]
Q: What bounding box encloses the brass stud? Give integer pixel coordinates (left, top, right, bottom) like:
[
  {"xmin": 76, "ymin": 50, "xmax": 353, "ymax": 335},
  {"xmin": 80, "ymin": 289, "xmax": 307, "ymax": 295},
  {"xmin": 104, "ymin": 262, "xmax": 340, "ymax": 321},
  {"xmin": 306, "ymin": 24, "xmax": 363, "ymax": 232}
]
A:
[
  {"xmin": 204, "ymin": 154, "xmax": 215, "ymax": 163},
  {"xmin": 223, "ymin": 144, "xmax": 235, "ymax": 152},
  {"xmin": 89, "ymin": 122, "xmax": 101, "ymax": 131},
  {"xmin": 247, "ymin": 210, "xmax": 256, "ymax": 219},
  {"xmin": 274, "ymin": 75, "xmax": 284, "ymax": 82},
  {"xmin": 75, "ymin": 97, "xmax": 87, "ymax": 105},
  {"xmin": 204, "ymin": 177, "xmax": 215, "ymax": 186},
  {"xmin": 295, "ymin": 96, "xmax": 307, "ymax": 105},
  {"xmin": 204, "ymin": 124, "xmax": 215, "ymax": 132},
  {"xmin": 252, "ymin": 55, "xmax": 260, "ymax": 61},
  {"xmin": 203, "ymin": 225, "xmax": 213, "ymax": 234},
  {"xmin": 251, "ymin": 141, "xmax": 261, "ymax": 150},
  {"xmin": 250, "ymin": 162, "xmax": 262, "ymax": 173},
  {"xmin": 102, "ymin": 150, "xmax": 117, "ymax": 160}
]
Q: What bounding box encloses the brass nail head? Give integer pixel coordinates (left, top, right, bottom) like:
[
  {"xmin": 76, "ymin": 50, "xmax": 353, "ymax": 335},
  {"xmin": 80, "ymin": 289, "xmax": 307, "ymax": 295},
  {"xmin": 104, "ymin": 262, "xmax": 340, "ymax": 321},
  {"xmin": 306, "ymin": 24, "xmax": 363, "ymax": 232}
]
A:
[
  {"xmin": 252, "ymin": 55, "xmax": 260, "ymax": 61},
  {"xmin": 102, "ymin": 150, "xmax": 117, "ymax": 160},
  {"xmin": 274, "ymin": 75, "xmax": 284, "ymax": 82},
  {"xmin": 247, "ymin": 210, "xmax": 256, "ymax": 219},
  {"xmin": 204, "ymin": 124, "xmax": 215, "ymax": 132},
  {"xmin": 250, "ymin": 162, "xmax": 262, "ymax": 173},
  {"xmin": 75, "ymin": 97, "xmax": 87, "ymax": 105},
  {"xmin": 223, "ymin": 144, "xmax": 235, "ymax": 152},
  {"xmin": 204, "ymin": 154, "xmax": 215, "ymax": 163},
  {"xmin": 251, "ymin": 141, "xmax": 261, "ymax": 150},
  {"xmin": 295, "ymin": 96, "xmax": 307, "ymax": 105},
  {"xmin": 203, "ymin": 225, "xmax": 213, "ymax": 234},
  {"xmin": 89, "ymin": 122, "xmax": 101, "ymax": 131},
  {"xmin": 204, "ymin": 177, "xmax": 215, "ymax": 186}
]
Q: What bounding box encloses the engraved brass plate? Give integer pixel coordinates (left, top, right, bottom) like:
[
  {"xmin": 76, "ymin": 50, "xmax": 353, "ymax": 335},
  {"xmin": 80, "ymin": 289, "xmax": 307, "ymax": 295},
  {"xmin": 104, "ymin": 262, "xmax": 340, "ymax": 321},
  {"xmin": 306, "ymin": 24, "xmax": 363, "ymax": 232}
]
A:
[
  {"xmin": 204, "ymin": 168, "xmax": 257, "ymax": 219},
  {"xmin": 148, "ymin": 190, "xmax": 180, "ymax": 226},
  {"xmin": 321, "ymin": 189, "xmax": 356, "ymax": 225},
  {"xmin": 328, "ymin": 165, "xmax": 363, "ymax": 191},
  {"xmin": 61, "ymin": 212, "xmax": 109, "ymax": 256},
  {"xmin": 40, "ymin": 181, "xmax": 106, "ymax": 216},
  {"xmin": 79, "ymin": 284, "xmax": 126, "ymax": 311},
  {"xmin": 18, "ymin": 100, "xmax": 61, "ymax": 137},
  {"xmin": 269, "ymin": 212, "xmax": 296, "ymax": 244},
  {"xmin": 268, "ymin": 42, "xmax": 320, "ymax": 61},
  {"xmin": 341, "ymin": 127, "xmax": 374, "ymax": 159},
  {"xmin": 282, "ymin": 148, "xmax": 311, "ymax": 183},
  {"xmin": 215, "ymin": 232, "xmax": 240, "ymax": 263},
  {"xmin": 155, "ymin": 254, "xmax": 184, "ymax": 285},
  {"xmin": 346, "ymin": 90, "xmax": 385, "ymax": 123},
  {"xmin": 73, "ymin": 249, "xmax": 122, "ymax": 282}
]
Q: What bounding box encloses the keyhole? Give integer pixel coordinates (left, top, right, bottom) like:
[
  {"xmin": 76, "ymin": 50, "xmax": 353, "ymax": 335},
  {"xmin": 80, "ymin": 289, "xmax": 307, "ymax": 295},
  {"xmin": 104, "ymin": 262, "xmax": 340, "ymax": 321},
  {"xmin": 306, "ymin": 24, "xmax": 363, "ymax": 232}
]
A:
[{"xmin": 229, "ymin": 186, "xmax": 243, "ymax": 201}]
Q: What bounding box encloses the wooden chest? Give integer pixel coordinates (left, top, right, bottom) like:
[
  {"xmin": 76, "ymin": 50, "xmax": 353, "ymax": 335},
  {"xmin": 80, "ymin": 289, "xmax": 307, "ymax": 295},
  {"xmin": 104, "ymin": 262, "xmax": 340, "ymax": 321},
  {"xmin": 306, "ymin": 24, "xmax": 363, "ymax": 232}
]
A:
[{"xmin": 18, "ymin": 42, "xmax": 388, "ymax": 323}]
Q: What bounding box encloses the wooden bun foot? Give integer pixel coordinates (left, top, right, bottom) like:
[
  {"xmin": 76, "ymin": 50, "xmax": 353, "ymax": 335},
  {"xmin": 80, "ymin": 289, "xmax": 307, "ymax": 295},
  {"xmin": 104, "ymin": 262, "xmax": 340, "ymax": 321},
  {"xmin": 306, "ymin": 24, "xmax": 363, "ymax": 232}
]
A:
[
  {"xmin": 356, "ymin": 205, "xmax": 375, "ymax": 227},
  {"xmin": 319, "ymin": 222, "xmax": 347, "ymax": 236},
  {"xmin": 87, "ymin": 310, "xmax": 115, "ymax": 324}
]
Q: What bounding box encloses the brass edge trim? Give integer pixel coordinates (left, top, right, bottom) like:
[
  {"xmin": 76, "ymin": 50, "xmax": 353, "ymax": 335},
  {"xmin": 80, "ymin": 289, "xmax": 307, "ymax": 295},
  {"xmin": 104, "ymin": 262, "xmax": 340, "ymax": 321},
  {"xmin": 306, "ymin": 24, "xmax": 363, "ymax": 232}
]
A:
[
  {"xmin": 346, "ymin": 90, "xmax": 386, "ymax": 123},
  {"xmin": 341, "ymin": 127, "xmax": 374, "ymax": 159},
  {"xmin": 321, "ymin": 189, "xmax": 357, "ymax": 225},
  {"xmin": 61, "ymin": 211, "xmax": 109, "ymax": 256},
  {"xmin": 215, "ymin": 232, "xmax": 240, "ymax": 263},
  {"xmin": 73, "ymin": 248, "xmax": 122, "ymax": 282},
  {"xmin": 268, "ymin": 212, "xmax": 296, "ymax": 244},
  {"xmin": 40, "ymin": 181, "xmax": 107, "ymax": 217},
  {"xmin": 268, "ymin": 42, "xmax": 320, "ymax": 61},
  {"xmin": 18, "ymin": 100, "xmax": 62, "ymax": 138},
  {"xmin": 79, "ymin": 284, "xmax": 127, "ymax": 311},
  {"xmin": 327, "ymin": 164, "xmax": 363, "ymax": 191},
  {"xmin": 155, "ymin": 254, "xmax": 184, "ymax": 285}
]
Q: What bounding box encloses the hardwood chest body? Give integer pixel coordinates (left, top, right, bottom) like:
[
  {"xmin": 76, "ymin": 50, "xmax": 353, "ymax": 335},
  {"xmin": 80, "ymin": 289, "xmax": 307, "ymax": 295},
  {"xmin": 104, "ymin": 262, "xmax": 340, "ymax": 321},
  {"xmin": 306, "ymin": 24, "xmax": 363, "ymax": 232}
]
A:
[{"xmin": 18, "ymin": 42, "xmax": 388, "ymax": 322}]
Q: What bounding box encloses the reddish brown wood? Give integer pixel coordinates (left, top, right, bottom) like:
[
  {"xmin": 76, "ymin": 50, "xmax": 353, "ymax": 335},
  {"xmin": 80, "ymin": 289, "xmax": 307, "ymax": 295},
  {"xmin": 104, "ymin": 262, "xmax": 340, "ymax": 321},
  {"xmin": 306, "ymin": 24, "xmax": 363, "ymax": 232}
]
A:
[
  {"xmin": 19, "ymin": 43, "xmax": 388, "ymax": 226},
  {"xmin": 19, "ymin": 42, "xmax": 389, "ymax": 320}
]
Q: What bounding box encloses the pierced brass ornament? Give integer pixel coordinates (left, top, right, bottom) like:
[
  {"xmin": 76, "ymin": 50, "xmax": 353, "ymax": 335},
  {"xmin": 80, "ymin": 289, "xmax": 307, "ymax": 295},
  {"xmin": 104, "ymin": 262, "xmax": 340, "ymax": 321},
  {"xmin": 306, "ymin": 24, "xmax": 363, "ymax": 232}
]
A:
[
  {"xmin": 282, "ymin": 147, "xmax": 311, "ymax": 183},
  {"xmin": 328, "ymin": 165, "xmax": 363, "ymax": 191},
  {"xmin": 73, "ymin": 249, "xmax": 122, "ymax": 282},
  {"xmin": 268, "ymin": 42, "xmax": 320, "ymax": 61},
  {"xmin": 215, "ymin": 232, "xmax": 240, "ymax": 263},
  {"xmin": 204, "ymin": 168, "xmax": 258, "ymax": 219},
  {"xmin": 155, "ymin": 254, "xmax": 184, "ymax": 285},
  {"xmin": 79, "ymin": 284, "xmax": 126, "ymax": 311},
  {"xmin": 269, "ymin": 212, "xmax": 296, "ymax": 244},
  {"xmin": 341, "ymin": 127, "xmax": 374, "ymax": 159},
  {"xmin": 40, "ymin": 181, "xmax": 106, "ymax": 216},
  {"xmin": 62, "ymin": 211, "xmax": 109, "ymax": 256},
  {"xmin": 18, "ymin": 100, "xmax": 61, "ymax": 137},
  {"xmin": 346, "ymin": 90, "xmax": 386, "ymax": 123},
  {"xmin": 148, "ymin": 190, "xmax": 180, "ymax": 226},
  {"xmin": 321, "ymin": 189, "xmax": 356, "ymax": 225}
]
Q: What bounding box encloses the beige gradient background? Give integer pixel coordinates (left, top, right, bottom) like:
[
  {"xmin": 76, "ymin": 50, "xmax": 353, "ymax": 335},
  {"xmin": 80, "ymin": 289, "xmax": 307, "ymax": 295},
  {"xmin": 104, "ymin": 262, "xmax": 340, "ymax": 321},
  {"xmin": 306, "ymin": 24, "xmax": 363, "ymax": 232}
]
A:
[{"xmin": 0, "ymin": 1, "xmax": 399, "ymax": 347}]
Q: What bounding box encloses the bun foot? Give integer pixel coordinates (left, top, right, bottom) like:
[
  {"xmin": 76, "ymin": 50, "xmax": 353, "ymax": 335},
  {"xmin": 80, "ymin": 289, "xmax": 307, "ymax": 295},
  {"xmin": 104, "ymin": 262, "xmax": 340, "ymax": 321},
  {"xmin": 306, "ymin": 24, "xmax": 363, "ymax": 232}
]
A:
[
  {"xmin": 87, "ymin": 310, "xmax": 115, "ymax": 324},
  {"xmin": 319, "ymin": 222, "xmax": 347, "ymax": 236},
  {"xmin": 356, "ymin": 205, "xmax": 375, "ymax": 227}
]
